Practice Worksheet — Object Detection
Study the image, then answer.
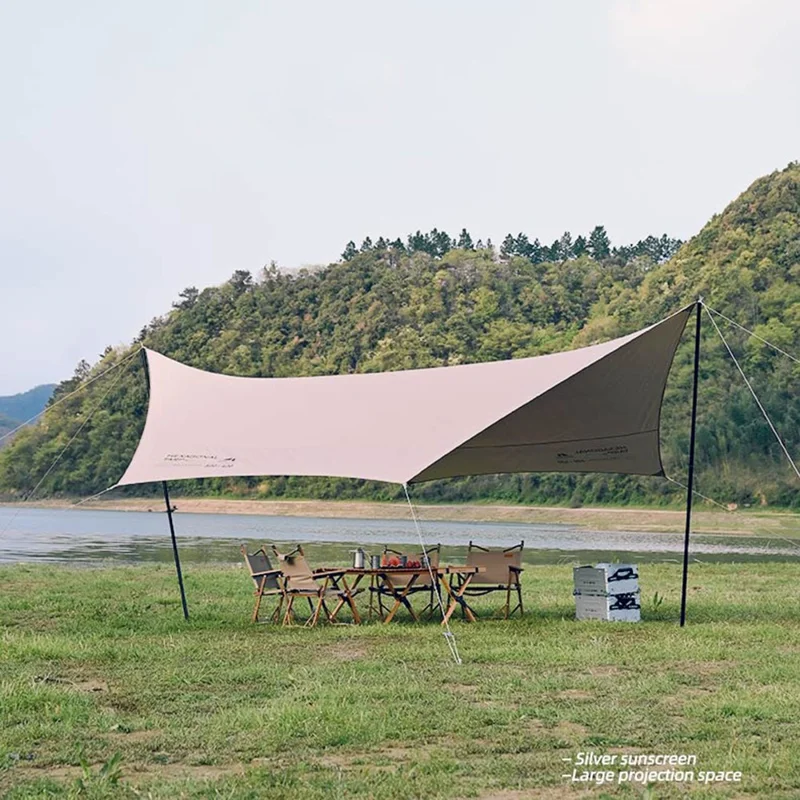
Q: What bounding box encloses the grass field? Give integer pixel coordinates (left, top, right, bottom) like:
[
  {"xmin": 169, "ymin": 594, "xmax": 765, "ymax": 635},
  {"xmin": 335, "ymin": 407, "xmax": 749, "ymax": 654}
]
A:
[{"xmin": 2, "ymin": 560, "xmax": 800, "ymax": 799}]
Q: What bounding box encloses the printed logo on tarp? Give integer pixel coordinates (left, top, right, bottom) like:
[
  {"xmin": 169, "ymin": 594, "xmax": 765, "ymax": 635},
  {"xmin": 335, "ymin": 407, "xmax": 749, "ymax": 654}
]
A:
[
  {"xmin": 556, "ymin": 444, "xmax": 629, "ymax": 465},
  {"xmin": 560, "ymin": 751, "xmax": 743, "ymax": 787},
  {"xmin": 163, "ymin": 454, "xmax": 237, "ymax": 469}
]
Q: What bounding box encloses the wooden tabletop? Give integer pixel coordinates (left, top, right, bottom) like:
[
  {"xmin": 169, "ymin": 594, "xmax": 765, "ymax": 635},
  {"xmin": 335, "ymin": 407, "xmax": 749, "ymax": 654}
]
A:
[{"xmin": 342, "ymin": 566, "xmax": 485, "ymax": 575}]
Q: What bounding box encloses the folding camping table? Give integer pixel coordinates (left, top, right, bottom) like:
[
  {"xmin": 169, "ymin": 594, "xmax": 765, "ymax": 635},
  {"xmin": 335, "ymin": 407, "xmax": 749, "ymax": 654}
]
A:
[{"xmin": 334, "ymin": 566, "xmax": 484, "ymax": 625}]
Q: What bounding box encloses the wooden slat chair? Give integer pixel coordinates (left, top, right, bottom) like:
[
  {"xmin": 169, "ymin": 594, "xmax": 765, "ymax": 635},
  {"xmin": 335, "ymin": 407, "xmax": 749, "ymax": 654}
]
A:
[
  {"xmin": 240, "ymin": 545, "xmax": 285, "ymax": 624},
  {"xmin": 461, "ymin": 541, "xmax": 524, "ymax": 619},
  {"xmin": 271, "ymin": 545, "xmax": 361, "ymax": 627},
  {"xmin": 374, "ymin": 544, "xmax": 441, "ymax": 620}
]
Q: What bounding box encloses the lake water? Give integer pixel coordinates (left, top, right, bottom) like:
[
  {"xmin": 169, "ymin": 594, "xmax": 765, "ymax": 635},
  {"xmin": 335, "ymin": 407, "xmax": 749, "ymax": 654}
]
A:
[{"xmin": 1, "ymin": 506, "xmax": 799, "ymax": 566}]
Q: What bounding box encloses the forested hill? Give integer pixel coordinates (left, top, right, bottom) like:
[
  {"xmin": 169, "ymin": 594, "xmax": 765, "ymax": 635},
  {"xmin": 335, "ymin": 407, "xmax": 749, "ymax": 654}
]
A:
[
  {"xmin": 0, "ymin": 384, "xmax": 55, "ymax": 422},
  {"xmin": 0, "ymin": 384, "xmax": 55, "ymax": 449},
  {"xmin": 0, "ymin": 414, "xmax": 17, "ymax": 443},
  {"xmin": 1, "ymin": 163, "xmax": 799, "ymax": 507}
]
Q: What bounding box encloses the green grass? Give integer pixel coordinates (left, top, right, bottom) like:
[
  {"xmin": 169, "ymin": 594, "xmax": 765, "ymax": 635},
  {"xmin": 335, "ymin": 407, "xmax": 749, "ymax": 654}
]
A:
[{"xmin": 1, "ymin": 561, "xmax": 800, "ymax": 798}]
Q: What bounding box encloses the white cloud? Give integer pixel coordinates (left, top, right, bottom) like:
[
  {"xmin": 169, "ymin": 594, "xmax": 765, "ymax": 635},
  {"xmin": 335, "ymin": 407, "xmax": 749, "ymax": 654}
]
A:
[{"xmin": 609, "ymin": 0, "xmax": 800, "ymax": 92}]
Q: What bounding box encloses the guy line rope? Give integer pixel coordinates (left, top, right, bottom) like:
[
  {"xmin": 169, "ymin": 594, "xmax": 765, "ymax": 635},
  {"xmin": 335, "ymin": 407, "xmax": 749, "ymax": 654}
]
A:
[
  {"xmin": 403, "ymin": 483, "xmax": 463, "ymax": 665},
  {"xmin": 0, "ymin": 348, "xmax": 142, "ymax": 539},
  {"xmin": 0, "ymin": 346, "xmax": 143, "ymax": 444},
  {"xmin": 664, "ymin": 475, "xmax": 732, "ymax": 512},
  {"xmin": 698, "ymin": 302, "xmax": 800, "ymax": 557},
  {"xmin": 663, "ymin": 301, "xmax": 800, "ymax": 515},
  {"xmin": 703, "ymin": 302, "xmax": 800, "ymax": 483}
]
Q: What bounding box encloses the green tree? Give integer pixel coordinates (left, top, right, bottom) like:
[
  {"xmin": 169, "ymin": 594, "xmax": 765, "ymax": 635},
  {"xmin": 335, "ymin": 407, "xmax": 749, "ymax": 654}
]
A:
[
  {"xmin": 173, "ymin": 287, "xmax": 199, "ymax": 310},
  {"xmin": 429, "ymin": 229, "xmax": 453, "ymax": 257},
  {"xmin": 588, "ymin": 225, "xmax": 611, "ymax": 259},
  {"xmin": 500, "ymin": 234, "xmax": 516, "ymax": 259},
  {"xmin": 457, "ymin": 228, "xmax": 474, "ymax": 250},
  {"xmin": 557, "ymin": 231, "xmax": 573, "ymax": 260}
]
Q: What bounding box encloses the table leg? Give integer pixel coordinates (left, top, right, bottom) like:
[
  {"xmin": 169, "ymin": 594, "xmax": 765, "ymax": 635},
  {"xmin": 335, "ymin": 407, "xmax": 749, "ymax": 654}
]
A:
[
  {"xmin": 329, "ymin": 574, "xmax": 363, "ymax": 624},
  {"xmin": 345, "ymin": 575, "xmax": 362, "ymax": 625},
  {"xmin": 368, "ymin": 573, "xmax": 376, "ymax": 620},
  {"xmin": 382, "ymin": 574, "xmax": 420, "ymax": 624},
  {"xmin": 440, "ymin": 574, "xmax": 459, "ymax": 625},
  {"xmin": 441, "ymin": 573, "xmax": 479, "ymax": 624},
  {"xmin": 458, "ymin": 574, "xmax": 478, "ymax": 622},
  {"xmin": 377, "ymin": 579, "xmax": 387, "ymax": 619}
]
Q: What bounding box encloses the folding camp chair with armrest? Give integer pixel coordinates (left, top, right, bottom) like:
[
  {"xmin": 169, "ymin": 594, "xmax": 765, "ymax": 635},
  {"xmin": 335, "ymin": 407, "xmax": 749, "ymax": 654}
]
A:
[
  {"xmin": 240, "ymin": 545, "xmax": 285, "ymax": 624},
  {"xmin": 373, "ymin": 544, "xmax": 441, "ymax": 620},
  {"xmin": 272, "ymin": 545, "xmax": 362, "ymax": 627},
  {"xmin": 461, "ymin": 541, "xmax": 524, "ymax": 619}
]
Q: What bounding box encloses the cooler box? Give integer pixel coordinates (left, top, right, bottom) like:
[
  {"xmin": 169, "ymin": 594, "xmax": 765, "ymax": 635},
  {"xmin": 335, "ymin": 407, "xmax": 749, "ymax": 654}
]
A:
[
  {"xmin": 573, "ymin": 563, "xmax": 639, "ymax": 596},
  {"xmin": 575, "ymin": 591, "xmax": 641, "ymax": 622}
]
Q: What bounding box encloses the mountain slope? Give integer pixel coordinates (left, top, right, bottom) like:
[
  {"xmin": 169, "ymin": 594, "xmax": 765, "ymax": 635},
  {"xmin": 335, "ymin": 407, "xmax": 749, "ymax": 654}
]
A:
[
  {"xmin": 0, "ymin": 412, "xmax": 18, "ymax": 439},
  {"xmin": 1, "ymin": 164, "xmax": 798, "ymax": 506},
  {"xmin": 585, "ymin": 163, "xmax": 800, "ymax": 506},
  {"xmin": 0, "ymin": 384, "xmax": 56, "ymax": 451},
  {"xmin": 0, "ymin": 384, "xmax": 56, "ymax": 423}
]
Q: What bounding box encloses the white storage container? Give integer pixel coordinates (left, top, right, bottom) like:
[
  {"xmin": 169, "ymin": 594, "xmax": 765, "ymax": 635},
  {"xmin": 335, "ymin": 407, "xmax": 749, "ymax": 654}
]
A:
[
  {"xmin": 573, "ymin": 563, "xmax": 639, "ymax": 596},
  {"xmin": 575, "ymin": 591, "xmax": 641, "ymax": 622}
]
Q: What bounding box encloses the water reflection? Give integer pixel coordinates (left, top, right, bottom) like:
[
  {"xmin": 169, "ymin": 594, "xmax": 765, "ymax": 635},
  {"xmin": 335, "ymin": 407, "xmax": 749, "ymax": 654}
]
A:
[{"xmin": 1, "ymin": 506, "xmax": 799, "ymax": 566}]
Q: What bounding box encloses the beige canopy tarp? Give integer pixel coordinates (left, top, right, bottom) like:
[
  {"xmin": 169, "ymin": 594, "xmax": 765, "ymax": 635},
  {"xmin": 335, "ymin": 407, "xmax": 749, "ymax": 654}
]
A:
[{"xmin": 116, "ymin": 305, "xmax": 692, "ymax": 488}]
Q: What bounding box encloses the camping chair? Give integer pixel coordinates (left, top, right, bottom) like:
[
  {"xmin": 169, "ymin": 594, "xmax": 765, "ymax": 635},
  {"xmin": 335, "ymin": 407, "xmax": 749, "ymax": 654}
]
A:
[
  {"xmin": 373, "ymin": 544, "xmax": 441, "ymax": 620},
  {"xmin": 240, "ymin": 545, "xmax": 285, "ymax": 624},
  {"xmin": 271, "ymin": 545, "xmax": 362, "ymax": 627},
  {"xmin": 461, "ymin": 541, "xmax": 524, "ymax": 619}
]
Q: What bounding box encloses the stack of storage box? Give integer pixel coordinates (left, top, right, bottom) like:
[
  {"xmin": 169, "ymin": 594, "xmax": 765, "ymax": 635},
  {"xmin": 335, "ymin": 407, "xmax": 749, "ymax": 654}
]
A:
[{"xmin": 573, "ymin": 563, "xmax": 640, "ymax": 622}]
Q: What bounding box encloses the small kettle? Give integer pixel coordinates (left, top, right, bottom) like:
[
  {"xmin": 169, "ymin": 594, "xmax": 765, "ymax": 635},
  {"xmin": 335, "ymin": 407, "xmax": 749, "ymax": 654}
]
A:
[{"xmin": 351, "ymin": 548, "xmax": 367, "ymax": 569}]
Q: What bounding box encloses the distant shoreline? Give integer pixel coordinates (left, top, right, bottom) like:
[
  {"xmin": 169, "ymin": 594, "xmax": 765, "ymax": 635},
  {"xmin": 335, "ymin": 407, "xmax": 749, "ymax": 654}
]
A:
[{"xmin": 2, "ymin": 496, "xmax": 797, "ymax": 538}]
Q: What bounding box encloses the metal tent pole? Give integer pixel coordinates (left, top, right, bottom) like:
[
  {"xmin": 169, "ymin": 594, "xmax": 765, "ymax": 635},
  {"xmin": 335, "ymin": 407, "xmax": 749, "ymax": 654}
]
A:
[
  {"xmin": 162, "ymin": 481, "xmax": 189, "ymax": 621},
  {"xmin": 680, "ymin": 300, "xmax": 702, "ymax": 627}
]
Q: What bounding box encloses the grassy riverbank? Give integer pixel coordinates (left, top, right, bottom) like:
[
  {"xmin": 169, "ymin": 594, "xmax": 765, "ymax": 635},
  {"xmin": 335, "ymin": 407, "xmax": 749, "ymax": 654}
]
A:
[
  {"xmin": 4, "ymin": 496, "xmax": 800, "ymax": 538},
  {"xmin": 2, "ymin": 562, "xmax": 800, "ymax": 798}
]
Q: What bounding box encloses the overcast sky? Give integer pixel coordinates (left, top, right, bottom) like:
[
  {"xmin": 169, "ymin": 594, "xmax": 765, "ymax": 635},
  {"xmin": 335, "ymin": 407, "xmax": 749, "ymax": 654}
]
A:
[{"xmin": 1, "ymin": 0, "xmax": 798, "ymax": 395}]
